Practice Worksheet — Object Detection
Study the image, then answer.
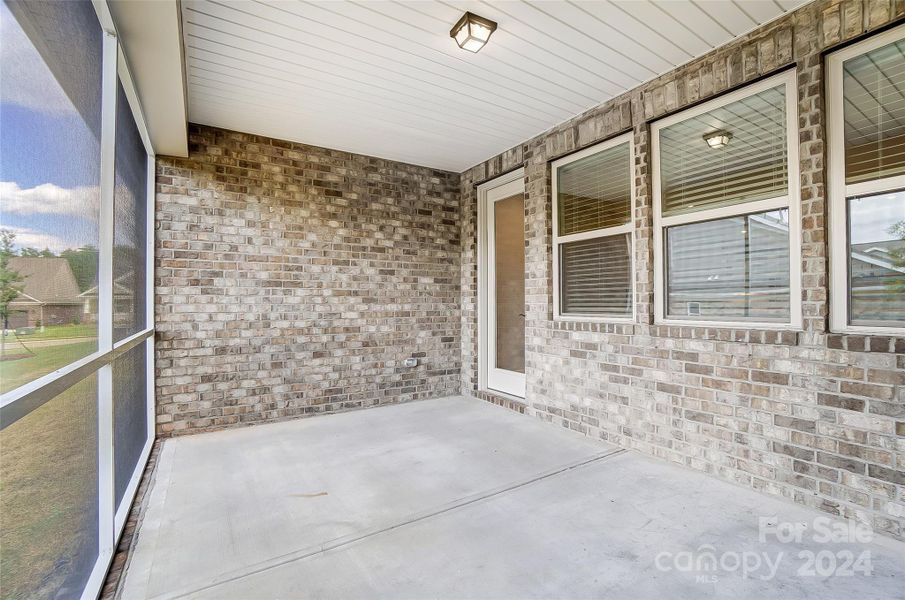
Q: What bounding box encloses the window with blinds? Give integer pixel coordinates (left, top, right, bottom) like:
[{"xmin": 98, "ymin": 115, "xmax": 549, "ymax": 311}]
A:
[
  {"xmin": 652, "ymin": 70, "xmax": 799, "ymax": 327},
  {"xmin": 829, "ymin": 30, "xmax": 905, "ymax": 331},
  {"xmin": 560, "ymin": 235, "xmax": 632, "ymax": 316},
  {"xmin": 659, "ymin": 85, "xmax": 788, "ymax": 217},
  {"xmin": 553, "ymin": 135, "xmax": 634, "ymax": 319},
  {"xmin": 843, "ymin": 39, "xmax": 905, "ymax": 184},
  {"xmin": 557, "ymin": 142, "xmax": 631, "ymax": 235}
]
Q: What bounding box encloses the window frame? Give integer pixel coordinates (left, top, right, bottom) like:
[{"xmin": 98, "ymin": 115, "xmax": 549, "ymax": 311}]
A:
[
  {"xmin": 651, "ymin": 69, "xmax": 802, "ymax": 330},
  {"xmin": 0, "ymin": 2, "xmax": 156, "ymax": 598},
  {"xmin": 551, "ymin": 133, "xmax": 636, "ymax": 322},
  {"xmin": 827, "ymin": 25, "xmax": 905, "ymax": 336}
]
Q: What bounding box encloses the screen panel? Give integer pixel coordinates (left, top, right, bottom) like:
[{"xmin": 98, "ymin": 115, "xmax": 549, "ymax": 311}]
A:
[
  {"xmin": 113, "ymin": 79, "xmax": 148, "ymax": 342},
  {"xmin": 0, "ymin": 374, "xmax": 99, "ymax": 599},
  {"xmin": 113, "ymin": 342, "xmax": 149, "ymax": 509},
  {"xmin": 0, "ymin": 0, "xmax": 103, "ymax": 392}
]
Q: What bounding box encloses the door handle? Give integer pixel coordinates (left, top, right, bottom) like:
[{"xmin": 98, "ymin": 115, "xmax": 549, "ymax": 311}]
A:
[{"xmin": 518, "ymin": 313, "xmax": 526, "ymax": 317}]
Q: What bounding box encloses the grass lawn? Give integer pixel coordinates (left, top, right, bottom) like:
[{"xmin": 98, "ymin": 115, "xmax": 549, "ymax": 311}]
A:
[
  {"xmin": 0, "ymin": 340, "xmax": 97, "ymax": 394},
  {"xmin": 12, "ymin": 324, "xmax": 97, "ymax": 341},
  {"xmin": 0, "ymin": 330, "xmax": 101, "ymax": 596},
  {"xmin": 0, "ymin": 376, "xmax": 98, "ymax": 599}
]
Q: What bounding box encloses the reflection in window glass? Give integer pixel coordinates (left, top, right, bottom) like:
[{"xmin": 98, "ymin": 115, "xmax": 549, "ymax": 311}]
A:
[
  {"xmin": 557, "ymin": 142, "xmax": 631, "ymax": 235},
  {"xmin": 848, "ymin": 192, "xmax": 905, "ymax": 325},
  {"xmin": 113, "ymin": 80, "xmax": 148, "ymax": 342},
  {"xmin": 659, "ymin": 85, "xmax": 788, "ymax": 216},
  {"xmin": 0, "ymin": 0, "xmax": 102, "ymax": 393},
  {"xmin": 113, "ymin": 342, "xmax": 148, "ymax": 509},
  {"xmin": 843, "ymin": 39, "xmax": 905, "ymax": 184},
  {"xmin": 666, "ymin": 210, "xmax": 791, "ymax": 321},
  {"xmin": 0, "ymin": 374, "xmax": 99, "ymax": 599}
]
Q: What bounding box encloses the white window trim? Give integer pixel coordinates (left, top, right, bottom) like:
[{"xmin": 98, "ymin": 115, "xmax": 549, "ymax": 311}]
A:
[
  {"xmin": 551, "ymin": 133, "xmax": 636, "ymax": 322},
  {"xmin": 651, "ymin": 69, "xmax": 802, "ymax": 330},
  {"xmin": 827, "ymin": 25, "xmax": 905, "ymax": 337}
]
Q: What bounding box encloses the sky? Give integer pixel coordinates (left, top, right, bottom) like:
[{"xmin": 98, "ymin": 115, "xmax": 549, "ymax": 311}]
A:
[
  {"xmin": 0, "ymin": 1, "xmax": 100, "ymax": 254},
  {"xmin": 849, "ymin": 192, "xmax": 905, "ymax": 245}
]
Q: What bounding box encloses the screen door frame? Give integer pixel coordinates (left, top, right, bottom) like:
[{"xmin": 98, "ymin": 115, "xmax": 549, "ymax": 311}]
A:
[{"xmin": 477, "ymin": 168, "xmax": 526, "ymax": 398}]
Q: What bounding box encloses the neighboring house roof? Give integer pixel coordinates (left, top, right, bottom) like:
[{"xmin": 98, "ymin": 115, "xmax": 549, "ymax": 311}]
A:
[
  {"xmin": 7, "ymin": 257, "xmax": 83, "ymax": 305},
  {"xmin": 7, "ymin": 290, "xmax": 43, "ymax": 306},
  {"xmin": 79, "ymin": 271, "xmax": 135, "ymax": 299},
  {"xmin": 743, "ymin": 216, "xmax": 903, "ymax": 274},
  {"xmin": 851, "ymin": 250, "xmax": 905, "ymax": 274},
  {"xmin": 669, "ymin": 216, "xmax": 904, "ymax": 298},
  {"xmin": 852, "ymin": 241, "xmax": 905, "ymax": 274}
]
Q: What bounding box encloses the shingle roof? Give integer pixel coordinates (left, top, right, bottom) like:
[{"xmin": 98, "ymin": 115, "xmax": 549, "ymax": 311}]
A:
[{"xmin": 7, "ymin": 257, "xmax": 82, "ymax": 304}]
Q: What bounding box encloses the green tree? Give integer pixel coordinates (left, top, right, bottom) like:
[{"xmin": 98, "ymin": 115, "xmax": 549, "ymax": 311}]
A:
[
  {"xmin": 0, "ymin": 229, "xmax": 24, "ymax": 354},
  {"xmin": 20, "ymin": 247, "xmax": 55, "ymax": 258},
  {"xmin": 61, "ymin": 245, "xmax": 99, "ymax": 292}
]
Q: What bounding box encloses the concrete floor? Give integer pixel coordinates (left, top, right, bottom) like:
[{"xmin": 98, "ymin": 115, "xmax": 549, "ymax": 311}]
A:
[{"xmin": 120, "ymin": 396, "xmax": 904, "ymax": 600}]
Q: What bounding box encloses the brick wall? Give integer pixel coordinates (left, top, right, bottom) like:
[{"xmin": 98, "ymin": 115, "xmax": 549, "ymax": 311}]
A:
[
  {"xmin": 461, "ymin": 0, "xmax": 905, "ymax": 539},
  {"xmin": 155, "ymin": 124, "xmax": 460, "ymax": 435}
]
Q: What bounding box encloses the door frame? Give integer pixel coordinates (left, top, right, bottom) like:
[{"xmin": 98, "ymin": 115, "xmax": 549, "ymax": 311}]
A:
[{"xmin": 477, "ymin": 168, "xmax": 526, "ymax": 398}]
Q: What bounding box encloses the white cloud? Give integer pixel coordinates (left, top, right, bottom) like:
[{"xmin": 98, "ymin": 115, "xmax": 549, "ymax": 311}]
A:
[
  {"xmin": 1, "ymin": 225, "xmax": 72, "ymax": 253},
  {"xmin": 0, "ymin": 2, "xmax": 75, "ymax": 115},
  {"xmin": 850, "ymin": 194, "xmax": 905, "ymax": 244},
  {"xmin": 0, "ymin": 181, "xmax": 99, "ymax": 216}
]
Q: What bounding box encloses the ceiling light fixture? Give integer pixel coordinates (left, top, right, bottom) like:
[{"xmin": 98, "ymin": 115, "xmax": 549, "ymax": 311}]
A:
[
  {"xmin": 703, "ymin": 130, "xmax": 732, "ymax": 149},
  {"xmin": 450, "ymin": 12, "xmax": 497, "ymax": 53}
]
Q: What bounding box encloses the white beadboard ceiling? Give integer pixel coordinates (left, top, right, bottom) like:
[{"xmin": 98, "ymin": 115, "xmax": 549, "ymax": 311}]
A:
[{"xmin": 181, "ymin": 0, "xmax": 811, "ymax": 172}]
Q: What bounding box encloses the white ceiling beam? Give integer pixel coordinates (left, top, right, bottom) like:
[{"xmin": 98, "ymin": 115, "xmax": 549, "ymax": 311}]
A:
[{"xmin": 110, "ymin": 0, "xmax": 188, "ymax": 157}]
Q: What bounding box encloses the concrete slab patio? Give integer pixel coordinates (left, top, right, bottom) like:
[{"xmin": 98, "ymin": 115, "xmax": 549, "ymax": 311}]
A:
[{"xmin": 120, "ymin": 397, "xmax": 904, "ymax": 599}]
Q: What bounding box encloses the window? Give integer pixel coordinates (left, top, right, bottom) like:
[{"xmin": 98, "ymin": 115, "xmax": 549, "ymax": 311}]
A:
[
  {"xmin": 828, "ymin": 26, "xmax": 905, "ymax": 334},
  {"xmin": 651, "ymin": 70, "xmax": 801, "ymax": 328},
  {"xmin": 552, "ymin": 134, "xmax": 634, "ymax": 320},
  {"xmin": 0, "ymin": 2, "xmax": 155, "ymax": 599}
]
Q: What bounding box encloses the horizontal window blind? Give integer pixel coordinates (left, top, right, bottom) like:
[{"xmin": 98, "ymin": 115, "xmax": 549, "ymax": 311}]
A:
[
  {"xmin": 560, "ymin": 234, "xmax": 631, "ymax": 316},
  {"xmin": 665, "ymin": 210, "xmax": 791, "ymax": 321},
  {"xmin": 557, "ymin": 142, "xmax": 630, "ymax": 235},
  {"xmin": 659, "ymin": 85, "xmax": 788, "ymax": 216},
  {"xmin": 844, "ymin": 39, "xmax": 905, "ymax": 184}
]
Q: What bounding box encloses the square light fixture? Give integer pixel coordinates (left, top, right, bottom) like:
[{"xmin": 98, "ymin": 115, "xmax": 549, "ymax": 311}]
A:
[
  {"xmin": 703, "ymin": 130, "xmax": 732, "ymax": 149},
  {"xmin": 450, "ymin": 12, "xmax": 497, "ymax": 53}
]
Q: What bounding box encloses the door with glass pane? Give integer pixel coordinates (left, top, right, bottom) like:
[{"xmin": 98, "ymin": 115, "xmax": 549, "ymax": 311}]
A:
[{"xmin": 480, "ymin": 174, "xmax": 526, "ymax": 398}]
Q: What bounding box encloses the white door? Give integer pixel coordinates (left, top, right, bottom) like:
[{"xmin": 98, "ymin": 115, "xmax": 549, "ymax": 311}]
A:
[{"xmin": 479, "ymin": 171, "xmax": 526, "ymax": 398}]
